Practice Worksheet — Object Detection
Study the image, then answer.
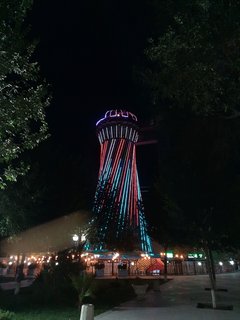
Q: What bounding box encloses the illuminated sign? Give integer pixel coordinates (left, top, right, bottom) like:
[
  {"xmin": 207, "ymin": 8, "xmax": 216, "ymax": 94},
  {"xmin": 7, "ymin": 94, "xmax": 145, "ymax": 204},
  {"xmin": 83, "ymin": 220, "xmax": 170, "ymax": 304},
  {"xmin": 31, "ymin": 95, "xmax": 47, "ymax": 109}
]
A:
[
  {"xmin": 166, "ymin": 251, "xmax": 174, "ymax": 258},
  {"xmin": 187, "ymin": 253, "xmax": 204, "ymax": 259}
]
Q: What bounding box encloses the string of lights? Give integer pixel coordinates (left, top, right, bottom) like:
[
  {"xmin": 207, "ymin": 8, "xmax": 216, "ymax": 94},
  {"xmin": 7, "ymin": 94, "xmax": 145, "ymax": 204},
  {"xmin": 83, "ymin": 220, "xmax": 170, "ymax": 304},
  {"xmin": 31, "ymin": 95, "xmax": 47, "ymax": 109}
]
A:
[{"xmin": 91, "ymin": 110, "xmax": 152, "ymax": 253}]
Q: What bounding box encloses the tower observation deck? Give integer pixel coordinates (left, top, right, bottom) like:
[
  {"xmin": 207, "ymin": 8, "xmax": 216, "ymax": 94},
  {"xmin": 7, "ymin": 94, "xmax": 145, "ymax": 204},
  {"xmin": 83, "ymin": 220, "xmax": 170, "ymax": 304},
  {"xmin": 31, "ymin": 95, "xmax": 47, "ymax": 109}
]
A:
[{"xmin": 92, "ymin": 110, "xmax": 153, "ymax": 253}]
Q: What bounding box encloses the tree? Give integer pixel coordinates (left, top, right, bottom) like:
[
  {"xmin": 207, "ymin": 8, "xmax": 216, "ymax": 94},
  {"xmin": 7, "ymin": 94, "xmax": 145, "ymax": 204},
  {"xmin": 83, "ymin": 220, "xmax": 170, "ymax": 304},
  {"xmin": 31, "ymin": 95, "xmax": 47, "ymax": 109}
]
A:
[
  {"xmin": 139, "ymin": 0, "xmax": 240, "ymax": 308},
  {"xmin": 147, "ymin": 175, "xmax": 186, "ymax": 281},
  {"xmin": 143, "ymin": 0, "xmax": 240, "ymax": 118},
  {"xmin": 0, "ymin": 0, "xmax": 50, "ymax": 188},
  {"xmin": 141, "ymin": 0, "xmax": 240, "ymax": 240},
  {"xmin": 147, "ymin": 113, "xmax": 240, "ymax": 307},
  {"xmin": 0, "ymin": 162, "xmax": 48, "ymax": 239}
]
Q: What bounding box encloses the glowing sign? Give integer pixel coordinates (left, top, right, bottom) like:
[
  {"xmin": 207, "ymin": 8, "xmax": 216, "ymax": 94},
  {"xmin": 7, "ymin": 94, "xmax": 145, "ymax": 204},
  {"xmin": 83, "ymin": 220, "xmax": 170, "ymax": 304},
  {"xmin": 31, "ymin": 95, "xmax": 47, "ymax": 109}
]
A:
[
  {"xmin": 187, "ymin": 253, "xmax": 204, "ymax": 259},
  {"xmin": 166, "ymin": 251, "xmax": 174, "ymax": 258},
  {"xmin": 96, "ymin": 109, "xmax": 138, "ymax": 126}
]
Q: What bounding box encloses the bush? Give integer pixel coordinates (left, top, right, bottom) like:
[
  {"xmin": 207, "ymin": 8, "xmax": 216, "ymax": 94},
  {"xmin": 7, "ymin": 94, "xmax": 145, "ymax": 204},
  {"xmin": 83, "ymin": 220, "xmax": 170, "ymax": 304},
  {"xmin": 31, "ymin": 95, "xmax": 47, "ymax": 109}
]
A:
[
  {"xmin": 70, "ymin": 272, "xmax": 94, "ymax": 307},
  {"xmin": 92, "ymin": 279, "xmax": 135, "ymax": 308},
  {"xmin": 30, "ymin": 250, "xmax": 87, "ymax": 307},
  {"xmin": 0, "ymin": 309, "xmax": 15, "ymax": 320},
  {"xmin": 31, "ymin": 267, "xmax": 76, "ymax": 306}
]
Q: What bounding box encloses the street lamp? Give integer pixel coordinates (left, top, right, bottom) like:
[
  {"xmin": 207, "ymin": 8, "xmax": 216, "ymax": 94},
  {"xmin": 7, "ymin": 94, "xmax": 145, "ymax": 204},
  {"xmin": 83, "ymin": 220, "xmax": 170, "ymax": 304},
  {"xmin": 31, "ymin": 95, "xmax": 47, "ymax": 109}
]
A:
[
  {"xmin": 72, "ymin": 234, "xmax": 79, "ymax": 251},
  {"xmin": 72, "ymin": 234, "xmax": 79, "ymax": 243}
]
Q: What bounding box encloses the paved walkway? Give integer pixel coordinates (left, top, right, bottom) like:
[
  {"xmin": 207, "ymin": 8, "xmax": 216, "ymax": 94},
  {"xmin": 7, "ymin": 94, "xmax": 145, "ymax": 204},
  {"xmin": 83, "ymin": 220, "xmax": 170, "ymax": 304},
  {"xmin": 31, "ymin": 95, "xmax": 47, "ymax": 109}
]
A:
[
  {"xmin": 95, "ymin": 272, "xmax": 240, "ymax": 320},
  {"xmin": 0, "ymin": 278, "xmax": 34, "ymax": 290}
]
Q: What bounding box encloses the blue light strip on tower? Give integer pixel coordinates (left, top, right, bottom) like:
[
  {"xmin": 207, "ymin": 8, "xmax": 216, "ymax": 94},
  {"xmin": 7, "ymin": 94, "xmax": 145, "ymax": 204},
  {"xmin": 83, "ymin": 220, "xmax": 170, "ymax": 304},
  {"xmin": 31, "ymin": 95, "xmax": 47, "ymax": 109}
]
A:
[{"xmin": 92, "ymin": 110, "xmax": 153, "ymax": 254}]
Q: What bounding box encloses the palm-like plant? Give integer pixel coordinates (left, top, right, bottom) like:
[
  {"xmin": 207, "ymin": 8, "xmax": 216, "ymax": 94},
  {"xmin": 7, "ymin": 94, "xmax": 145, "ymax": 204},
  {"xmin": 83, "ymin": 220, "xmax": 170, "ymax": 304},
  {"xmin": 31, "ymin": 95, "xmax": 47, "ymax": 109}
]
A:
[{"xmin": 70, "ymin": 272, "xmax": 94, "ymax": 308}]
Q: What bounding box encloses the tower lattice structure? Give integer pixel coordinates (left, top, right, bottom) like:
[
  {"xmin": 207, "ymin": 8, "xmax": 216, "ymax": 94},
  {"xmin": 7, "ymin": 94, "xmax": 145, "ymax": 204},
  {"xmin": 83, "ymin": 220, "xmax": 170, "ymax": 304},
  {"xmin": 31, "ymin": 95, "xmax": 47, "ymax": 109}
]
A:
[{"xmin": 92, "ymin": 110, "xmax": 152, "ymax": 253}]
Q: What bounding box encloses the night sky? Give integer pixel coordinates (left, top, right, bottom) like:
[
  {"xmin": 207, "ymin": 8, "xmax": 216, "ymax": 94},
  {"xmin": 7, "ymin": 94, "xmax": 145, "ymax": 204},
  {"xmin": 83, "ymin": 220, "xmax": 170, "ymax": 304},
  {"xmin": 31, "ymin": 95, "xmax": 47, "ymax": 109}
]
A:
[
  {"xmin": 27, "ymin": 1, "xmax": 158, "ymax": 221},
  {"xmin": 5, "ymin": 0, "xmax": 237, "ymax": 256},
  {"xmin": 30, "ymin": 1, "xmax": 154, "ymax": 128}
]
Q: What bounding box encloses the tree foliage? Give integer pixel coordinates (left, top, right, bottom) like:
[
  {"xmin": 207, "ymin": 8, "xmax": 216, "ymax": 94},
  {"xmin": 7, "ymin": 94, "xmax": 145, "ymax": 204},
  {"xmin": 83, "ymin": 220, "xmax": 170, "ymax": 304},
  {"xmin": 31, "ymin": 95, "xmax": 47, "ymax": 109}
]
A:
[
  {"xmin": 146, "ymin": 112, "xmax": 240, "ymax": 251},
  {"xmin": 0, "ymin": 163, "xmax": 47, "ymax": 238},
  {"xmin": 137, "ymin": 0, "xmax": 240, "ymax": 253},
  {"xmin": 0, "ymin": 0, "xmax": 50, "ymax": 188},
  {"xmin": 144, "ymin": 0, "xmax": 240, "ymax": 117}
]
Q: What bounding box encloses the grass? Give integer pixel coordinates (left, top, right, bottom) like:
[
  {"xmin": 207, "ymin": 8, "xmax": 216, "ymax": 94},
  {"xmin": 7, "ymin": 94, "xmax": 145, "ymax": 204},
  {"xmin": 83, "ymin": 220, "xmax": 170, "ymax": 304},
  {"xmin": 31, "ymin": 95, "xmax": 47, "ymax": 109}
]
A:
[
  {"xmin": 11, "ymin": 308, "xmax": 79, "ymax": 320},
  {"xmin": 0, "ymin": 278, "xmax": 164, "ymax": 319}
]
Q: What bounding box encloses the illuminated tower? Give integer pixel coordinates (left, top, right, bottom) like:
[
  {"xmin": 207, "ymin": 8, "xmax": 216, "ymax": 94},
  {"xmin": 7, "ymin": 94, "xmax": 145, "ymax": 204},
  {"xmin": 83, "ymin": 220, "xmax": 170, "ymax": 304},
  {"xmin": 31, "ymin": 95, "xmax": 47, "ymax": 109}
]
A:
[{"xmin": 92, "ymin": 110, "xmax": 152, "ymax": 253}]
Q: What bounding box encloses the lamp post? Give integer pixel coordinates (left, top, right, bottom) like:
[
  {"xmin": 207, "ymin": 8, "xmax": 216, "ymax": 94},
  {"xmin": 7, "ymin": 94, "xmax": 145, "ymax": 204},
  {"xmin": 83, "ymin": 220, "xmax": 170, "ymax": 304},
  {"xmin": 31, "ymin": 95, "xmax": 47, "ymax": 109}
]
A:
[
  {"xmin": 81, "ymin": 234, "xmax": 86, "ymax": 242},
  {"xmin": 72, "ymin": 234, "xmax": 79, "ymax": 251}
]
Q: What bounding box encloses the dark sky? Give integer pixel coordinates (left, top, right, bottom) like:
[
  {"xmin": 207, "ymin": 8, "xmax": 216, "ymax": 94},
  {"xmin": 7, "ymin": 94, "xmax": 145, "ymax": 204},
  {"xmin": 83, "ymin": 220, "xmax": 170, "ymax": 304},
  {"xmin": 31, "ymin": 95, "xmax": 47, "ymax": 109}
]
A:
[
  {"xmin": 30, "ymin": 0, "xmax": 154, "ymax": 128},
  {"xmin": 16, "ymin": 1, "xmax": 240, "ymax": 248},
  {"xmin": 26, "ymin": 0, "xmax": 158, "ymax": 220}
]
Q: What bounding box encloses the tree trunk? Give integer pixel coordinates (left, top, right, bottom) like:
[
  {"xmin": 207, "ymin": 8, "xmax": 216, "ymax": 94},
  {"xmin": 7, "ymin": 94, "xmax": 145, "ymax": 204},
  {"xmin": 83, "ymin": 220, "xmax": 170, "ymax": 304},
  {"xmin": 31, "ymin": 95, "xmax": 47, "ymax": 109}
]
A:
[
  {"xmin": 14, "ymin": 254, "xmax": 25, "ymax": 295},
  {"xmin": 163, "ymin": 246, "xmax": 168, "ymax": 282},
  {"xmin": 112, "ymin": 261, "xmax": 114, "ymax": 276},
  {"xmin": 205, "ymin": 244, "xmax": 217, "ymax": 308},
  {"xmin": 209, "ymin": 247, "xmax": 216, "ymax": 284}
]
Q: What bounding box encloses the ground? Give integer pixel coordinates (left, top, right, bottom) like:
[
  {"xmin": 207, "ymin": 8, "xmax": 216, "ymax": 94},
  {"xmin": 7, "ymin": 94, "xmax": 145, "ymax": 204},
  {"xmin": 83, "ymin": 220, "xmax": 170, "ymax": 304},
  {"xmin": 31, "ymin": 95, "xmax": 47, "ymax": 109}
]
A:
[
  {"xmin": 1, "ymin": 273, "xmax": 239, "ymax": 319},
  {"xmin": 96, "ymin": 273, "xmax": 240, "ymax": 320}
]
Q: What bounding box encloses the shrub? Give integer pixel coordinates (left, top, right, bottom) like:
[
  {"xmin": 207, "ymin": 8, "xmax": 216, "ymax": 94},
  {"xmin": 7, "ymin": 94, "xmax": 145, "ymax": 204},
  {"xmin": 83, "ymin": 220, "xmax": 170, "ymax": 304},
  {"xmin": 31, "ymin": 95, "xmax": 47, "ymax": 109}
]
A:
[
  {"xmin": 70, "ymin": 272, "xmax": 94, "ymax": 308},
  {"xmin": 0, "ymin": 309, "xmax": 15, "ymax": 320},
  {"xmin": 31, "ymin": 267, "xmax": 76, "ymax": 306},
  {"xmin": 30, "ymin": 249, "xmax": 87, "ymax": 307},
  {"xmin": 92, "ymin": 279, "xmax": 135, "ymax": 308}
]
